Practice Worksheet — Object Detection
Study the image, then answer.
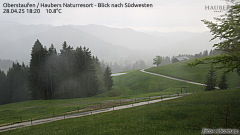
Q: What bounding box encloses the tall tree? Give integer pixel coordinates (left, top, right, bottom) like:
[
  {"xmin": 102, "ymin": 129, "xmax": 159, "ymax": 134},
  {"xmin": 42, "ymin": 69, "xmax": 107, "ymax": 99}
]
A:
[
  {"xmin": 104, "ymin": 66, "xmax": 113, "ymax": 90},
  {"xmin": 93, "ymin": 56, "xmax": 106, "ymax": 94},
  {"xmin": 0, "ymin": 70, "xmax": 7, "ymax": 104},
  {"xmin": 153, "ymin": 56, "xmax": 162, "ymax": 67},
  {"xmin": 58, "ymin": 41, "xmax": 75, "ymax": 99},
  {"xmin": 29, "ymin": 39, "xmax": 47, "ymax": 99},
  {"xmin": 82, "ymin": 47, "xmax": 98, "ymax": 96},
  {"xmin": 189, "ymin": 2, "xmax": 240, "ymax": 75},
  {"xmin": 44, "ymin": 44, "xmax": 58, "ymax": 99},
  {"xmin": 7, "ymin": 62, "xmax": 29, "ymax": 102}
]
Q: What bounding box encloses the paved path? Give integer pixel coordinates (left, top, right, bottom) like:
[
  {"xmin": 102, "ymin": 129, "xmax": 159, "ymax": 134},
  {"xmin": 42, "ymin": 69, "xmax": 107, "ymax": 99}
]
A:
[
  {"xmin": 140, "ymin": 69, "xmax": 206, "ymax": 86},
  {"xmin": 0, "ymin": 94, "xmax": 189, "ymax": 132}
]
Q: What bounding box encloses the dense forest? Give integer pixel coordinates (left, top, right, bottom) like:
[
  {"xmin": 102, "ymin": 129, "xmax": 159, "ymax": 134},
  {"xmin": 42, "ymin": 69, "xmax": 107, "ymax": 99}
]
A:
[{"xmin": 0, "ymin": 40, "xmax": 113, "ymax": 105}]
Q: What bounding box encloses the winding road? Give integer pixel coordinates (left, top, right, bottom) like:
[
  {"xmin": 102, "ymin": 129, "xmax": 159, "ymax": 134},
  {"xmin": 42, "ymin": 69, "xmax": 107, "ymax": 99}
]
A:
[{"xmin": 140, "ymin": 69, "xmax": 206, "ymax": 86}]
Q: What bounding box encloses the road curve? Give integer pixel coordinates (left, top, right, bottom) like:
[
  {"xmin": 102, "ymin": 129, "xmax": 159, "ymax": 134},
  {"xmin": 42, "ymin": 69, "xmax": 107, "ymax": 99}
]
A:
[{"xmin": 0, "ymin": 94, "xmax": 189, "ymax": 133}]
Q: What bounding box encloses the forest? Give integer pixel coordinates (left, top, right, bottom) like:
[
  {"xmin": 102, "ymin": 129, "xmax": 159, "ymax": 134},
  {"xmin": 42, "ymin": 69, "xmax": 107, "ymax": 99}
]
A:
[{"xmin": 0, "ymin": 40, "xmax": 113, "ymax": 105}]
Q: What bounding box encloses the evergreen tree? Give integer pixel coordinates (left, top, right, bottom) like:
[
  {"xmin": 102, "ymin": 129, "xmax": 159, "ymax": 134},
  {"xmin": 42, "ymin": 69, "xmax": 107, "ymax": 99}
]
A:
[
  {"xmin": 104, "ymin": 66, "xmax": 113, "ymax": 90},
  {"xmin": 203, "ymin": 50, "xmax": 208, "ymax": 57},
  {"xmin": 29, "ymin": 39, "xmax": 48, "ymax": 99},
  {"xmin": 58, "ymin": 41, "xmax": 75, "ymax": 99},
  {"xmin": 205, "ymin": 66, "xmax": 216, "ymax": 91},
  {"xmin": 7, "ymin": 62, "xmax": 29, "ymax": 102},
  {"xmin": 44, "ymin": 44, "xmax": 58, "ymax": 99},
  {"xmin": 93, "ymin": 56, "xmax": 106, "ymax": 94},
  {"xmin": 218, "ymin": 73, "xmax": 228, "ymax": 89},
  {"xmin": 0, "ymin": 70, "xmax": 7, "ymax": 104},
  {"xmin": 82, "ymin": 47, "xmax": 98, "ymax": 96},
  {"xmin": 209, "ymin": 49, "xmax": 213, "ymax": 56}
]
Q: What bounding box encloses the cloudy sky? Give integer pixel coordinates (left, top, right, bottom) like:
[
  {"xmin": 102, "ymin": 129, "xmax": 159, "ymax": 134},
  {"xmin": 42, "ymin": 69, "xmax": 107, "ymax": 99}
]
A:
[{"xmin": 0, "ymin": 0, "xmax": 231, "ymax": 32}]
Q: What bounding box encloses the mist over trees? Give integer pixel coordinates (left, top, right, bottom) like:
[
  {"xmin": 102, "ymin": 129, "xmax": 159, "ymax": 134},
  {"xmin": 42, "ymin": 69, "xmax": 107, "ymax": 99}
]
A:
[
  {"xmin": 171, "ymin": 49, "xmax": 221, "ymax": 60},
  {"xmin": 29, "ymin": 40, "xmax": 113, "ymax": 100},
  {"xmin": 0, "ymin": 59, "xmax": 13, "ymax": 73},
  {"xmin": 106, "ymin": 60, "xmax": 148, "ymax": 73},
  {"xmin": 0, "ymin": 62, "xmax": 29, "ymax": 105},
  {"xmin": 0, "ymin": 40, "xmax": 113, "ymax": 105}
]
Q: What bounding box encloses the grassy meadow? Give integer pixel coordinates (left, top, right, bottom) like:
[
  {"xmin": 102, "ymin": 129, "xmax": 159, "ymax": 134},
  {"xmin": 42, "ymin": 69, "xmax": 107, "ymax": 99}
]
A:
[
  {"xmin": 0, "ymin": 69, "xmax": 204, "ymax": 125},
  {"xmin": 2, "ymin": 88, "xmax": 240, "ymax": 135},
  {"xmin": 146, "ymin": 56, "xmax": 240, "ymax": 88}
]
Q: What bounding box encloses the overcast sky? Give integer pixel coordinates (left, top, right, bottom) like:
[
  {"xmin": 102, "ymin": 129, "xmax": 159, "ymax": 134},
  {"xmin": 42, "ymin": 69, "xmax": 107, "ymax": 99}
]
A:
[{"xmin": 0, "ymin": 0, "xmax": 231, "ymax": 32}]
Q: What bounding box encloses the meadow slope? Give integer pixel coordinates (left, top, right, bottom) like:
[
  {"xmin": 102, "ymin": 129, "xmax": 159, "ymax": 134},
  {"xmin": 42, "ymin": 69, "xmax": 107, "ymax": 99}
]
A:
[
  {"xmin": 146, "ymin": 56, "xmax": 240, "ymax": 88},
  {"xmin": 2, "ymin": 88, "xmax": 240, "ymax": 135}
]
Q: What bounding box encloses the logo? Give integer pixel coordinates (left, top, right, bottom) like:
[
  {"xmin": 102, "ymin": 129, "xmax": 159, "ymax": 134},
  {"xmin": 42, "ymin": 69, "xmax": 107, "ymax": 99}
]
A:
[{"xmin": 205, "ymin": 5, "xmax": 231, "ymax": 12}]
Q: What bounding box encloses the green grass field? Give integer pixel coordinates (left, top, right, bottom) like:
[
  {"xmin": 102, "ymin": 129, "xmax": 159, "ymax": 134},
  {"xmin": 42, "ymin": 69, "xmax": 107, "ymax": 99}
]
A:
[
  {"xmin": 2, "ymin": 88, "xmax": 240, "ymax": 135},
  {"xmin": 146, "ymin": 56, "xmax": 240, "ymax": 88},
  {"xmin": 0, "ymin": 69, "xmax": 204, "ymax": 125},
  {"xmin": 110, "ymin": 70, "xmax": 204, "ymax": 96}
]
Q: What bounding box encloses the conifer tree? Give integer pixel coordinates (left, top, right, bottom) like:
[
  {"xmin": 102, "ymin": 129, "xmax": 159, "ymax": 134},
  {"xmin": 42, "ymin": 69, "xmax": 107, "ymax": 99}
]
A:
[
  {"xmin": 44, "ymin": 44, "xmax": 58, "ymax": 99},
  {"xmin": 7, "ymin": 62, "xmax": 29, "ymax": 102},
  {"xmin": 205, "ymin": 66, "xmax": 216, "ymax": 91},
  {"xmin": 0, "ymin": 70, "xmax": 6, "ymax": 104},
  {"xmin": 104, "ymin": 66, "xmax": 113, "ymax": 90},
  {"xmin": 29, "ymin": 39, "xmax": 47, "ymax": 99},
  {"xmin": 58, "ymin": 41, "xmax": 75, "ymax": 99},
  {"xmin": 218, "ymin": 73, "xmax": 228, "ymax": 90}
]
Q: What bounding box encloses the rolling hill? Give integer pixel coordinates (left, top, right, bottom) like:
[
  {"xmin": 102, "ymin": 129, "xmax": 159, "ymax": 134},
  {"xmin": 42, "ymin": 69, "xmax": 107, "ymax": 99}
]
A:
[{"xmin": 146, "ymin": 56, "xmax": 240, "ymax": 88}]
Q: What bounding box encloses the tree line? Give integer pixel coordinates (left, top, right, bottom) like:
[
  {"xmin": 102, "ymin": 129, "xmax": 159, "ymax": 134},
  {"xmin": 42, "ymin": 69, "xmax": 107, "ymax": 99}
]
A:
[
  {"xmin": 0, "ymin": 40, "xmax": 113, "ymax": 104},
  {"xmin": 0, "ymin": 62, "xmax": 29, "ymax": 104},
  {"xmin": 153, "ymin": 49, "xmax": 221, "ymax": 67},
  {"xmin": 171, "ymin": 49, "xmax": 222, "ymax": 60},
  {"xmin": 107, "ymin": 60, "xmax": 148, "ymax": 73}
]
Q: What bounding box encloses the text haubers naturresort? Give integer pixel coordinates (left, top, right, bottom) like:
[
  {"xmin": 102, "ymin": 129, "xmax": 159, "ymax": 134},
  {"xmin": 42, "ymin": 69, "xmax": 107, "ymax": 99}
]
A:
[{"xmin": 2, "ymin": 2, "xmax": 153, "ymax": 8}]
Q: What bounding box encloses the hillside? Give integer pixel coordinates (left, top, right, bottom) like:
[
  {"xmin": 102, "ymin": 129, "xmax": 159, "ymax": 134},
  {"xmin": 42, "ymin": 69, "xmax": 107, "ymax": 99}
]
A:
[
  {"xmin": 0, "ymin": 25, "xmax": 131, "ymax": 63},
  {"xmin": 0, "ymin": 22, "xmax": 217, "ymax": 64},
  {"xmin": 76, "ymin": 24, "xmax": 217, "ymax": 55},
  {"xmin": 3, "ymin": 56, "xmax": 235, "ymax": 125},
  {"xmin": 146, "ymin": 56, "xmax": 240, "ymax": 88},
  {"xmin": 2, "ymin": 88, "xmax": 240, "ymax": 134},
  {"xmin": 109, "ymin": 70, "xmax": 204, "ymax": 98}
]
